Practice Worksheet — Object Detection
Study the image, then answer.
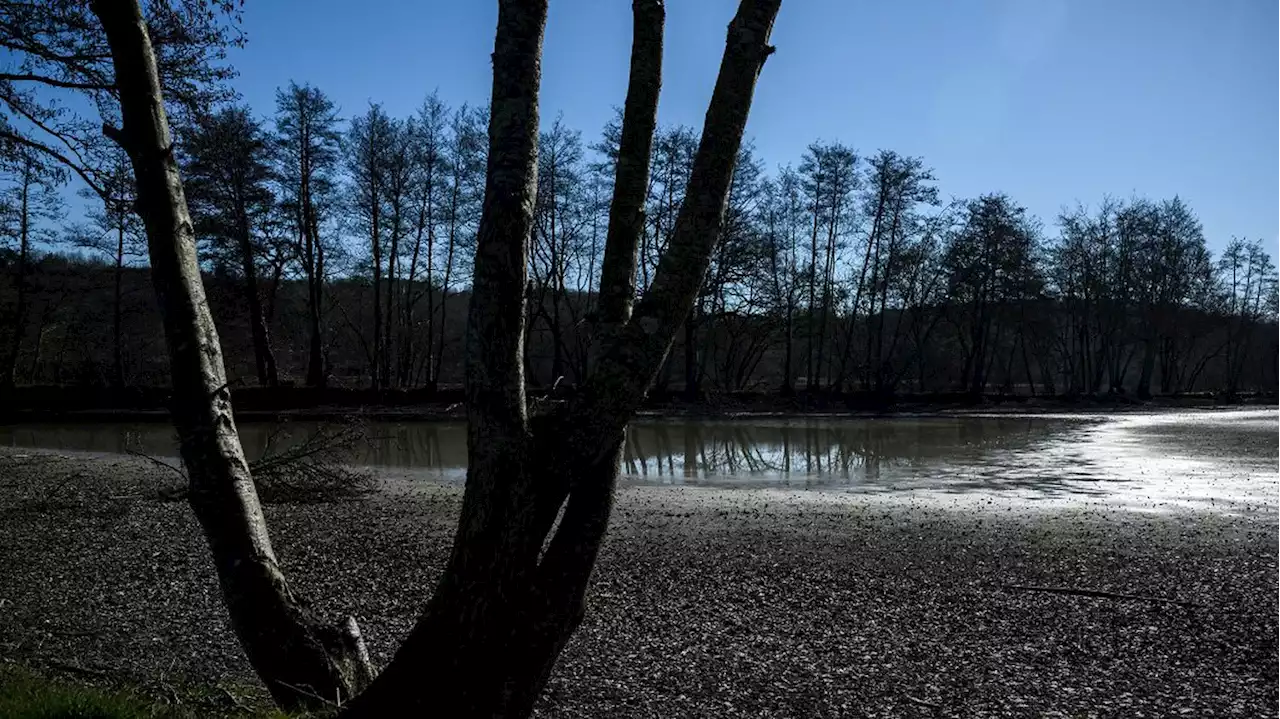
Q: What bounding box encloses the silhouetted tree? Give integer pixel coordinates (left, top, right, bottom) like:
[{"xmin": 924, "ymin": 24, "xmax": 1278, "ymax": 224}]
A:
[
  {"xmin": 798, "ymin": 141, "xmax": 857, "ymax": 390},
  {"xmin": 943, "ymin": 193, "xmax": 1042, "ymax": 396},
  {"xmin": 91, "ymin": 0, "xmax": 376, "ymax": 711},
  {"xmin": 274, "ymin": 81, "xmax": 341, "ymax": 387},
  {"xmin": 0, "ymin": 149, "xmax": 64, "ymax": 389},
  {"xmin": 183, "ymin": 105, "xmax": 280, "ymax": 386},
  {"xmin": 343, "ymin": 0, "xmax": 780, "ymax": 714},
  {"xmin": 66, "ymin": 147, "xmax": 144, "ymax": 387}
]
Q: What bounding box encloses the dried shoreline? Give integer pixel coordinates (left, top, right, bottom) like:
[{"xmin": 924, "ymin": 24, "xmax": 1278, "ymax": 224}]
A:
[{"xmin": 0, "ymin": 449, "xmax": 1275, "ymax": 717}]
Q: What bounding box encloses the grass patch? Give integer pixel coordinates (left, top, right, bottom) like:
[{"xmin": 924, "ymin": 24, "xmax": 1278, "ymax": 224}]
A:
[
  {"xmin": 0, "ymin": 665, "xmax": 303, "ymax": 719},
  {"xmin": 0, "ymin": 667, "xmax": 169, "ymax": 719}
]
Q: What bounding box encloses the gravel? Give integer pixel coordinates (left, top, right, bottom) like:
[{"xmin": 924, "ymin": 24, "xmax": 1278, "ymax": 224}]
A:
[{"xmin": 0, "ymin": 449, "xmax": 1275, "ymax": 718}]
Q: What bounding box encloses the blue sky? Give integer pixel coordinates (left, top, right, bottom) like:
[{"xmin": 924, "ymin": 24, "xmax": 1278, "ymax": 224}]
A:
[{"xmin": 225, "ymin": 0, "xmax": 1275, "ymax": 255}]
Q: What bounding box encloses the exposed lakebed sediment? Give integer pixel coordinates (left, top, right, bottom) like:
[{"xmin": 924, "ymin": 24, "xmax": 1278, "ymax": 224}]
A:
[{"xmin": 0, "ymin": 409, "xmax": 1275, "ymax": 717}]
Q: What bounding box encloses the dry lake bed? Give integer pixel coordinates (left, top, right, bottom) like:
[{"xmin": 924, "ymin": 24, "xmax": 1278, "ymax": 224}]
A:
[{"xmin": 1, "ymin": 408, "xmax": 1276, "ymax": 716}]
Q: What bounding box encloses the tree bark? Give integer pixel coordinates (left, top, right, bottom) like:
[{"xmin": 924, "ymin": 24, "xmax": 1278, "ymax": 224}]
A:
[
  {"xmin": 91, "ymin": 0, "xmax": 371, "ymax": 709},
  {"xmin": 342, "ymin": 1, "xmax": 777, "ymax": 716},
  {"xmin": 597, "ymin": 0, "xmax": 663, "ymax": 337}
]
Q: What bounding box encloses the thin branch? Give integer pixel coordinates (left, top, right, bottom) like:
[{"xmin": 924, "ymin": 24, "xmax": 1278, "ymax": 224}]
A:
[
  {"xmin": 0, "ymin": 129, "xmax": 106, "ymax": 198},
  {"xmin": 1, "ymin": 88, "xmax": 97, "ymax": 160},
  {"xmin": 42, "ymin": 659, "xmax": 110, "ymax": 679},
  {"xmin": 902, "ymin": 694, "xmax": 942, "ymax": 709},
  {"xmin": 123, "ymin": 446, "xmax": 187, "ymax": 482},
  {"xmin": 273, "ymin": 680, "xmax": 341, "ymax": 709},
  {"xmin": 216, "ymin": 684, "xmax": 251, "ymax": 713},
  {"xmin": 0, "ymin": 38, "xmax": 112, "ymax": 65},
  {"xmin": 0, "ymin": 72, "xmax": 113, "ymax": 91},
  {"xmin": 1001, "ymin": 584, "xmax": 1203, "ymax": 608}
]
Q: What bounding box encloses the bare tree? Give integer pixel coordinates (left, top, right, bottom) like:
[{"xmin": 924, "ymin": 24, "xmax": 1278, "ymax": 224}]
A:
[
  {"xmin": 345, "ymin": 103, "xmax": 398, "ymax": 389},
  {"xmin": 1216, "ymin": 237, "xmax": 1277, "ymax": 397},
  {"xmin": 854, "ymin": 150, "xmax": 938, "ymax": 392},
  {"xmin": 942, "ymin": 193, "xmax": 1042, "ymax": 396},
  {"xmin": 66, "ymin": 147, "xmax": 144, "ymax": 387},
  {"xmin": 527, "ymin": 115, "xmax": 588, "ymax": 386},
  {"xmin": 426, "ymin": 104, "xmax": 487, "ymax": 390},
  {"xmin": 400, "ymin": 92, "xmax": 447, "ymax": 387},
  {"xmin": 183, "ymin": 105, "xmax": 280, "ymax": 387},
  {"xmin": 90, "ymin": 0, "xmax": 374, "ymax": 709},
  {"xmin": 798, "ymin": 141, "xmax": 857, "ymax": 390},
  {"xmin": 343, "ymin": 0, "xmax": 779, "ymax": 714},
  {"xmin": 761, "ymin": 164, "xmax": 805, "ymax": 393},
  {"xmin": 274, "ymin": 82, "xmax": 341, "ymax": 388},
  {"xmin": 0, "ymin": 149, "xmax": 64, "ymax": 389}
]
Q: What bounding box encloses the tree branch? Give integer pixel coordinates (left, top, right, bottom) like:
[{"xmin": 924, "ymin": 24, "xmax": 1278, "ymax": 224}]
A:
[
  {"xmin": 0, "ymin": 88, "xmax": 102, "ymax": 170},
  {"xmin": 0, "ymin": 72, "xmax": 113, "ymax": 91},
  {"xmin": 574, "ymin": 0, "xmax": 781, "ymax": 449},
  {"xmin": 596, "ymin": 0, "xmax": 664, "ymax": 333},
  {"xmin": 0, "ymin": 128, "xmax": 106, "ymax": 197},
  {"xmin": 1001, "ymin": 584, "xmax": 1203, "ymax": 608},
  {"xmin": 464, "ymin": 0, "xmax": 547, "ymax": 439}
]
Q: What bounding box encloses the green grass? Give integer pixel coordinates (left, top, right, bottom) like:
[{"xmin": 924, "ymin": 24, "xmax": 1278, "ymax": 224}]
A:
[
  {"xmin": 0, "ymin": 668, "xmax": 166, "ymax": 719},
  {"xmin": 0, "ymin": 665, "xmax": 304, "ymax": 719}
]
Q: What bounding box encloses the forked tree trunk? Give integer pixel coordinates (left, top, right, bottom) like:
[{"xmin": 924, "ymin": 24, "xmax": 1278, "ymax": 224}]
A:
[
  {"xmin": 342, "ymin": 0, "xmax": 778, "ymax": 716},
  {"xmin": 91, "ymin": 0, "xmax": 372, "ymax": 709}
]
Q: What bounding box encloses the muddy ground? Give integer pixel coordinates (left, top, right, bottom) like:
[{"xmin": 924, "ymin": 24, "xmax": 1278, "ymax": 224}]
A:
[{"xmin": 0, "ymin": 450, "xmax": 1276, "ymax": 718}]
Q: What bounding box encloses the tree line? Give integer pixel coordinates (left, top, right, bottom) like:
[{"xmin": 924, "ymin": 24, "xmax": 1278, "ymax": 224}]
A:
[
  {"xmin": 0, "ymin": 2, "xmax": 1274, "ymax": 402},
  {"xmin": 3, "ymin": 84, "xmax": 1274, "ymax": 398}
]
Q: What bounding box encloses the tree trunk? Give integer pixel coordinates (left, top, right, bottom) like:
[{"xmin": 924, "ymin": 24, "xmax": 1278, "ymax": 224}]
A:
[
  {"xmin": 370, "ymin": 197, "xmax": 383, "ymax": 390},
  {"xmin": 342, "ymin": 0, "xmax": 777, "ymax": 715},
  {"xmin": 1, "ymin": 171, "xmax": 31, "ymax": 391},
  {"xmin": 236, "ymin": 212, "xmax": 278, "ymax": 387},
  {"xmin": 683, "ymin": 307, "xmax": 699, "ymax": 399},
  {"xmin": 596, "ymin": 0, "xmax": 662, "ymax": 339},
  {"xmin": 781, "ymin": 301, "xmax": 794, "ymax": 394},
  {"xmin": 383, "ymin": 213, "xmax": 399, "ymax": 389},
  {"xmin": 304, "ymin": 186, "xmax": 326, "ymax": 388},
  {"xmin": 112, "ymin": 222, "xmax": 125, "ymax": 388},
  {"xmin": 91, "ymin": 0, "xmax": 372, "ymax": 710}
]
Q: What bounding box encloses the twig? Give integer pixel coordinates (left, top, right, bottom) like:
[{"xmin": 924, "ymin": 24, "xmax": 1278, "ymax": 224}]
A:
[
  {"xmin": 159, "ymin": 658, "xmax": 180, "ymax": 706},
  {"xmin": 217, "ymin": 684, "xmax": 251, "ymax": 713},
  {"xmin": 43, "ymin": 659, "xmax": 109, "ymax": 678},
  {"xmin": 1001, "ymin": 584, "xmax": 1202, "ymax": 608},
  {"xmin": 159, "ymin": 678, "xmax": 180, "ymax": 706},
  {"xmin": 50, "ymin": 628, "xmax": 102, "ymax": 638},
  {"xmin": 274, "ymin": 680, "xmax": 341, "ymax": 709},
  {"xmin": 903, "ymin": 694, "xmax": 942, "ymax": 709},
  {"xmin": 123, "ymin": 447, "xmax": 187, "ymax": 482}
]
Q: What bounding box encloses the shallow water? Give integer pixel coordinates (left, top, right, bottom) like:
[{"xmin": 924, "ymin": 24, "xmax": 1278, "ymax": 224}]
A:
[{"xmin": 1, "ymin": 409, "xmax": 1275, "ymax": 516}]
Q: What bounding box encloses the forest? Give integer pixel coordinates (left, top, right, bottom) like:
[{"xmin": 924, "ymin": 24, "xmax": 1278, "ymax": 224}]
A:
[{"xmin": 1, "ymin": 72, "xmax": 1276, "ymax": 404}]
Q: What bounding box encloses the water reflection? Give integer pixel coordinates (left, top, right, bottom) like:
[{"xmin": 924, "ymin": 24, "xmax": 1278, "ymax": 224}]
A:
[
  {"xmin": 618, "ymin": 417, "xmax": 1066, "ymax": 488},
  {"xmin": 2, "ymin": 412, "xmax": 1275, "ymax": 513},
  {"xmin": 0, "ymin": 416, "xmax": 1070, "ymax": 488}
]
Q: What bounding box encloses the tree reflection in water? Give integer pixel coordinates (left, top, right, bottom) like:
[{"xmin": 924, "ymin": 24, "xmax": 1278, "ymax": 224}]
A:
[{"xmin": 0, "ymin": 416, "xmax": 1065, "ymax": 489}]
